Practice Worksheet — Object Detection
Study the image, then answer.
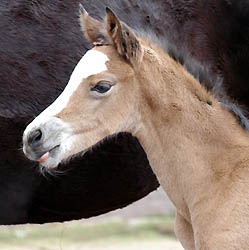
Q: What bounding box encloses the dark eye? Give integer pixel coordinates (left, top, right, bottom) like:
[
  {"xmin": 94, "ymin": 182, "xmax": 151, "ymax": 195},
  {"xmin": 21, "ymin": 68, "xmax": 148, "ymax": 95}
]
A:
[{"xmin": 91, "ymin": 81, "xmax": 112, "ymax": 94}]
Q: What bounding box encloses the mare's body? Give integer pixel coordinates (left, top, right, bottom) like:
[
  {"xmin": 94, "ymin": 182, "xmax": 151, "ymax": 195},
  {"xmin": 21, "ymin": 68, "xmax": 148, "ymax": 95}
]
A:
[{"xmin": 1, "ymin": 0, "xmax": 249, "ymax": 224}]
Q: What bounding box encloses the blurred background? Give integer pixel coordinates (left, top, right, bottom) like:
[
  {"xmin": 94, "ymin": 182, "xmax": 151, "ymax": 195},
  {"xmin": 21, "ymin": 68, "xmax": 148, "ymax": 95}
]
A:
[{"xmin": 0, "ymin": 188, "xmax": 183, "ymax": 250}]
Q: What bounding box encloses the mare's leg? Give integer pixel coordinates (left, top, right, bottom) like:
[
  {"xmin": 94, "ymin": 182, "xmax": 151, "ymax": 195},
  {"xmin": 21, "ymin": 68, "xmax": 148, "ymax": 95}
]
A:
[{"xmin": 175, "ymin": 212, "xmax": 195, "ymax": 250}]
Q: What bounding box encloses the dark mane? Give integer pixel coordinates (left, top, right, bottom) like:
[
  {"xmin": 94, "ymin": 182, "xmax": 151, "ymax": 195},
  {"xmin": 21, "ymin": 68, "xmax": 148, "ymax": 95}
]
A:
[
  {"xmin": 166, "ymin": 43, "xmax": 249, "ymax": 131},
  {"xmin": 136, "ymin": 30, "xmax": 249, "ymax": 131},
  {"xmin": 165, "ymin": 42, "xmax": 249, "ymax": 131}
]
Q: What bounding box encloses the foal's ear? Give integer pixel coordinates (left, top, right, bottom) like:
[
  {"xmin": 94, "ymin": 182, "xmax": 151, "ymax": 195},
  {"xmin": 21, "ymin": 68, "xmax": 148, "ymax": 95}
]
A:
[
  {"xmin": 79, "ymin": 4, "xmax": 107, "ymax": 46},
  {"xmin": 105, "ymin": 8, "xmax": 143, "ymax": 66}
]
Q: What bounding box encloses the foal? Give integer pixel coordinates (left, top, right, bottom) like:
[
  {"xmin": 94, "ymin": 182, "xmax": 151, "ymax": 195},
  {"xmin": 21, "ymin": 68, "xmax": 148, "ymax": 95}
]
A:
[{"xmin": 23, "ymin": 7, "xmax": 249, "ymax": 250}]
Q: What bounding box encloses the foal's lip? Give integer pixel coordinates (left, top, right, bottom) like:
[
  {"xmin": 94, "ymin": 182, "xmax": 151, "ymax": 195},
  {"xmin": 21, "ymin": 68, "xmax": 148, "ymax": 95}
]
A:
[
  {"xmin": 36, "ymin": 145, "xmax": 60, "ymax": 163},
  {"xmin": 37, "ymin": 152, "xmax": 49, "ymax": 163}
]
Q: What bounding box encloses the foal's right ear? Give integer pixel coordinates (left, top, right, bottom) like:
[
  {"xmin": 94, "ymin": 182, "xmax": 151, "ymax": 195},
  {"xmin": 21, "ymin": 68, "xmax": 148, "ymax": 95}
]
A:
[{"xmin": 79, "ymin": 4, "xmax": 107, "ymax": 46}]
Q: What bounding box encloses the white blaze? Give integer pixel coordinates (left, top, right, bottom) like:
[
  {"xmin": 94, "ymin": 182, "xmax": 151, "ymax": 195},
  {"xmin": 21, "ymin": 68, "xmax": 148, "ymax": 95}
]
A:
[{"xmin": 24, "ymin": 49, "xmax": 109, "ymax": 135}]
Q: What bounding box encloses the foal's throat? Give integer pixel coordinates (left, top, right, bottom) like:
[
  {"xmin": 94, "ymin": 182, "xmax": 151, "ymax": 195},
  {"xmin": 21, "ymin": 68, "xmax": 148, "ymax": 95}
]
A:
[{"xmin": 134, "ymin": 53, "xmax": 249, "ymax": 218}]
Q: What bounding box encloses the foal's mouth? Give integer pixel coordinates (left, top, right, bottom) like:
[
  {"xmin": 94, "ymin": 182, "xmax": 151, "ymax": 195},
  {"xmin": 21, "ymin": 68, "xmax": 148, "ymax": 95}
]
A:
[{"xmin": 36, "ymin": 145, "xmax": 60, "ymax": 163}]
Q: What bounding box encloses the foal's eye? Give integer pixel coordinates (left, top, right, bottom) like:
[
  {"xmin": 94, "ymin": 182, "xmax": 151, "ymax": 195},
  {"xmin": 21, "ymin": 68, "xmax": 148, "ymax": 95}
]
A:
[{"xmin": 91, "ymin": 81, "xmax": 112, "ymax": 94}]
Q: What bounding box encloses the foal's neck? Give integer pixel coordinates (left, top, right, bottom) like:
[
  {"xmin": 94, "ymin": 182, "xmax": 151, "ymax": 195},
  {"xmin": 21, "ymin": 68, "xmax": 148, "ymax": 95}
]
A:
[{"xmin": 135, "ymin": 47, "xmax": 249, "ymax": 220}]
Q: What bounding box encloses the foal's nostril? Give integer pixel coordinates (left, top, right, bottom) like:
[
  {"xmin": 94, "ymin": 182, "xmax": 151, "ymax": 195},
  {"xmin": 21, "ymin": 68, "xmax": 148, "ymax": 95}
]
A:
[{"xmin": 28, "ymin": 129, "xmax": 43, "ymax": 147}]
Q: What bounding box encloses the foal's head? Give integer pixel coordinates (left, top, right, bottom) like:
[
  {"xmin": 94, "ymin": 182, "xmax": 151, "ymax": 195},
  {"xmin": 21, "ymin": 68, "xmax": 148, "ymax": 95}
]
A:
[{"xmin": 23, "ymin": 7, "xmax": 164, "ymax": 168}]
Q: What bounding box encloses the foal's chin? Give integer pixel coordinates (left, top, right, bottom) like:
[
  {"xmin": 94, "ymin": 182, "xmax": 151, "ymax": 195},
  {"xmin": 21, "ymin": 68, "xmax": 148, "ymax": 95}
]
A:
[
  {"xmin": 39, "ymin": 140, "xmax": 101, "ymax": 169},
  {"xmin": 39, "ymin": 156, "xmax": 61, "ymax": 169},
  {"xmin": 39, "ymin": 133, "xmax": 119, "ymax": 170},
  {"xmin": 38, "ymin": 146, "xmax": 80, "ymax": 170},
  {"xmin": 38, "ymin": 152, "xmax": 81, "ymax": 171}
]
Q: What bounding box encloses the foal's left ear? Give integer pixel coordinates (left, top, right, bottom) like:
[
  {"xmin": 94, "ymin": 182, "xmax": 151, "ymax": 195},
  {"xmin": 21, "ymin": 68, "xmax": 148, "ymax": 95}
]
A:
[{"xmin": 105, "ymin": 8, "xmax": 143, "ymax": 66}]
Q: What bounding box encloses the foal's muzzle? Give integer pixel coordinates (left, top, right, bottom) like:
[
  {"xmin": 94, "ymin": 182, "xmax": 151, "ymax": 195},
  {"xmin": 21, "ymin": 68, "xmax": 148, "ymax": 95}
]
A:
[{"xmin": 22, "ymin": 117, "xmax": 67, "ymax": 162}]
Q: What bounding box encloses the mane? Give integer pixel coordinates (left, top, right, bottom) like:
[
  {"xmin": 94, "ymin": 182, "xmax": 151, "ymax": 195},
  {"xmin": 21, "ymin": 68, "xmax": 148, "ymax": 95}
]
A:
[{"xmin": 135, "ymin": 30, "xmax": 249, "ymax": 131}]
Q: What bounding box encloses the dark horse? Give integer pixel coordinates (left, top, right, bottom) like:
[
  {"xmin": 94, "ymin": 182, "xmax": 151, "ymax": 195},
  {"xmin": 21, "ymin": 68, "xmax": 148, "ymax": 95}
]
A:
[{"xmin": 1, "ymin": 0, "xmax": 249, "ymax": 225}]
